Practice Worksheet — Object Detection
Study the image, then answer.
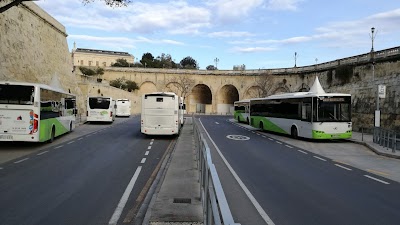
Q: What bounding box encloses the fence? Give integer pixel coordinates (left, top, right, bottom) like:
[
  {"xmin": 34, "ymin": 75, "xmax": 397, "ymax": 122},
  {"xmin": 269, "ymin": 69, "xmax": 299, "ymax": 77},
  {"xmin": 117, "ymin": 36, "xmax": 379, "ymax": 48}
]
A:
[
  {"xmin": 373, "ymin": 127, "xmax": 400, "ymax": 152},
  {"xmin": 193, "ymin": 117, "xmax": 240, "ymax": 225}
]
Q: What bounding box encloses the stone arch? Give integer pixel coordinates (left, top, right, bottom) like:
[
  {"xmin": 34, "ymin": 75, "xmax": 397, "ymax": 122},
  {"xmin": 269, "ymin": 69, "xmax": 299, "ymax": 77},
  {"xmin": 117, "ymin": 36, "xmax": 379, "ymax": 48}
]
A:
[
  {"xmin": 165, "ymin": 82, "xmax": 180, "ymax": 95},
  {"xmin": 298, "ymin": 83, "xmax": 310, "ymax": 92},
  {"xmin": 139, "ymin": 81, "xmax": 157, "ymax": 95},
  {"xmin": 217, "ymin": 84, "xmax": 239, "ymax": 114},
  {"xmin": 272, "ymin": 84, "xmax": 290, "ymax": 94},
  {"xmin": 189, "ymin": 84, "xmax": 212, "ymax": 113},
  {"xmin": 244, "ymin": 85, "xmax": 263, "ymax": 99}
]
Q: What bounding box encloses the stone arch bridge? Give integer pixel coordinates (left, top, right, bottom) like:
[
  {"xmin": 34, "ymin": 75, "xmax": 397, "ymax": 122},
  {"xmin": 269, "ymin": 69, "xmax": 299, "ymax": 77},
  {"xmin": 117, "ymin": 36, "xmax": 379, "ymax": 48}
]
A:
[{"xmin": 103, "ymin": 68, "xmax": 312, "ymax": 114}]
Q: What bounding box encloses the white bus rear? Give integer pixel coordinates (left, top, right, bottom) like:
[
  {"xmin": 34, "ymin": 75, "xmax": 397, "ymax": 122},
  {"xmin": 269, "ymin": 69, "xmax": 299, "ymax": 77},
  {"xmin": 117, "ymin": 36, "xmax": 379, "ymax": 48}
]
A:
[
  {"xmin": 87, "ymin": 97, "xmax": 116, "ymax": 123},
  {"xmin": 141, "ymin": 92, "xmax": 181, "ymax": 135},
  {"xmin": 116, "ymin": 99, "xmax": 131, "ymax": 117}
]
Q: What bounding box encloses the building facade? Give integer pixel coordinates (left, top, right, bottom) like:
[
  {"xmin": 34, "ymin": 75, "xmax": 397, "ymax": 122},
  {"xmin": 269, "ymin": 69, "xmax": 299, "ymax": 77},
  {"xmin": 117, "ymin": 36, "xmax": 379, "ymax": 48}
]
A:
[{"xmin": 71, "ymin": 43, "xmax": 135, "ymax": 68}]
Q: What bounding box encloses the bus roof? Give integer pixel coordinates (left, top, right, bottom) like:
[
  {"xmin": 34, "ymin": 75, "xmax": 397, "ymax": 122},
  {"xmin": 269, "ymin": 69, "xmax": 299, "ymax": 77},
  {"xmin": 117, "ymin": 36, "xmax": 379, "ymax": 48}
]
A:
[
  {"xmin": 252, "ymin": 76, "xmax": 350, "ymax": 101},
  {"xmin": 234, "ymin": 99, "xmax": 250, "ymax": 104},
  {"xmin": 144, "ymin": 92, "xmax": 177, "ymax": 97},
  {"xmin": 0, "ymin": 81, "xmax": 74, "ymax": 96}
]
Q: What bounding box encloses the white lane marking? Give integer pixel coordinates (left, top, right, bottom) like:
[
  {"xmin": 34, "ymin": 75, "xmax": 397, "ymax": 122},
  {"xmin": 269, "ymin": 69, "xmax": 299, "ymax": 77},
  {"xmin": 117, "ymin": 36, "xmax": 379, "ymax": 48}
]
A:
[
  {"xmin": 151, "ymin": 139, "xmax": 154, "ymax": 141},
  {"xmin": 87, "ymin": 134, "xmax": 92, "ymax": 137},
  {"xmin": 141, "ymin": 158, "xmax": 146, "ymax": 164},
  {"xmin": 54, "ymin": 145, "xmax": 63, "ymax": 149},
  {"xmin": 37, "ymin": 151, "xmax": 49, "ymax": 156},
  {"xmin": 145, "ymin": 151, "xmax": 150, "ymax": 156},
  {"xmin": 14, "ymin": 158, "xmax": 29, "ymax": 164},
  {"xmin": 256, "ymin": 133, "xmax": 260, "ymax": 136},
  {"xmin": 313, "ymin": 156, "xmax": 327, "ymax": 161},
  {"xmin": 276, "ymin": 141, "xmax": 282, "ymax": 144},
  {"xmin": 150, "ymin": 141, "xmax": 154, "ymax": 145},
  {"xmin": 147, "ymin": 146, "xmax": 152, "ymax": 150},
  {"xmin": 215, "ymin": 122, "xmax": 219, "ymax": 124},
  {"xmin": 108, "ymin": 166, "xmax": 142, "ymax": 225},
  {"xmin": 285, "ymin": 145, "xmax": 293, "ymax": 149},
  {"xmin": 364, "ymin": 175, "xmax": 390, "ymax": 184},
  {"xmin": 199, "ymin": 119, "xmax": 275, "ymax": 225},
  {"xmin": 262, "ymin": 136, "xmax": 266, "ymax": 138},
  {"xmin": 268, "ymin": 138, "xmax": 273, "ymax": 141},
  {"xmin": 298, "ymin": 150, "xmax": 308, "ymax": 154},
  {"xmin": 67, "ymin": 141, "xmax": 75, "ymax": 144},
  {"xmin": 0, "ymin": 167, "xmax": 3, "ymax": 170},
  {"xmin": 78, "ymin": 138, "xmax": 83, "ymax": 141},
  {"xmin": 335, "ymin": 164, "xmax": 352, "ymax": 171},
  {"xmin": 251, "ymin": 131, "xmax": 256, "ymax": 134}
]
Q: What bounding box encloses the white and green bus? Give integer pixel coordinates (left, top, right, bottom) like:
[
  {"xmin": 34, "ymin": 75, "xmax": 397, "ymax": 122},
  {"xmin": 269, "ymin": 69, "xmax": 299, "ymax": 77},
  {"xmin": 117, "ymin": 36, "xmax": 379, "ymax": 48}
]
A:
[
  {"xmin": 250, "ymin": 77, "xmax": 352, "ymax": 139},
  {"xmin": 87, "ymin": 96, "xmax": 116, "ymax": 123},
  {"xmin": 0, "ymin": 81, "xmax": 77, "ymax": 142},
  {"xmin": 233, "ymin": 99, "xmax": 250, "ymax": 124}
]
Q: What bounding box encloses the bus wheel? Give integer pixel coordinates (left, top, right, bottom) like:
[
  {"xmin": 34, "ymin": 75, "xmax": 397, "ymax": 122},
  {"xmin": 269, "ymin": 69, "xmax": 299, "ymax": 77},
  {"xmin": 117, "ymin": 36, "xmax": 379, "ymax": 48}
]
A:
[
  {"xmin": 69, "ymin": 122, "xmax": 73, "ymax": 133},
  {"xmin": 237, "ymin": 116, "xmax": 241, "ymax": 122},
  {"xmin": 247, "ymin": 118, "xmax": 250, "ymax": 125},
  {"xmin": 49, "ymin": 127, "xmax": 55, "ymax": 143},
  {"xmin": 291, "ymin": 126, "xmax": 298, "ymax": 139},
  {"xmin": 259, "ymin": 121, "xmax": 264, "ymax": 130}
]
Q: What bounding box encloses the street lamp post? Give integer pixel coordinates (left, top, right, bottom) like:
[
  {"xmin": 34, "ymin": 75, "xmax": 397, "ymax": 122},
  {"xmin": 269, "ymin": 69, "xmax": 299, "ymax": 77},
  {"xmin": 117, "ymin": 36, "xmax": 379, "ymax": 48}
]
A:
[
  {"xmin": 214, "ymin": 57, "xmax": 219, "ymax": 69},
  {"xmin": 294, "ymin": 52, "xmax": 297, "ymax": 67},
  {"xmin": 370, "ymin": 27, "xmax": 380, "ymax": 127}
]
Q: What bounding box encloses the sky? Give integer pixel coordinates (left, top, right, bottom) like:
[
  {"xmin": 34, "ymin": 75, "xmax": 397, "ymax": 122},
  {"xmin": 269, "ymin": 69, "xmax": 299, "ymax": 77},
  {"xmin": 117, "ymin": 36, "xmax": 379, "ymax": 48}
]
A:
[{"xmin": 35, "ymin": 0, "xmax": 400, "ymax": 70}]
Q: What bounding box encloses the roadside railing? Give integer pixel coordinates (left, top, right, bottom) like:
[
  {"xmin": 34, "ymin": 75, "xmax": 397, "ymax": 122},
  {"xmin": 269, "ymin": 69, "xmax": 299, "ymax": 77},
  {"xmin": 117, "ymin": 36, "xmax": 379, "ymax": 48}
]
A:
[
  {"xmin": 193, "ymin": 117, "xmax": 240, "ymax": 225},
  {"xmin": 373, "ymin": 127, "xmax": 400, "ymax": 152}
]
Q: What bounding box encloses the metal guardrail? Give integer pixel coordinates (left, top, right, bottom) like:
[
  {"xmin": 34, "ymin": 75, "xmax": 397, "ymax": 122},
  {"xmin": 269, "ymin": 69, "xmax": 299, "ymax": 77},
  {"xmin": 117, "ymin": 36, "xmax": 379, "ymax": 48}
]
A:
[
  {"xmin": 373, "ymin": 127, "xmax": 399, "ymax": 152},
  {"xmin": 193, "ymin": 118, "xmax": 240, "ymax": 225}
]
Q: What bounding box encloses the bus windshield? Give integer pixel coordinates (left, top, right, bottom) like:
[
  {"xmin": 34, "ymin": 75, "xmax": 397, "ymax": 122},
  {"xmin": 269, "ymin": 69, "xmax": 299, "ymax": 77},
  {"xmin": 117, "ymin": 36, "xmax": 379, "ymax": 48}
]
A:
[
  {"xmin": 316, "ymin": 96, "xmax": 351, "ymax": 122},
  {"xmin": 89, "ymin": 97, "xmax": 110, "ymax": 109},
  {"xmin": 0, "ymin": 84, "xmax": 34, "ymax": 105}
]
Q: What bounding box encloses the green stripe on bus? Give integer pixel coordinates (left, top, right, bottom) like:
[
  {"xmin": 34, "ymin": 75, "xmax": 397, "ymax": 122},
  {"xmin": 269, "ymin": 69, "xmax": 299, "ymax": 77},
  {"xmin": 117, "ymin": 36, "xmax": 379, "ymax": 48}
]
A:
[
  {"xmin": 234, "ymin": 112, "xmax": 245, "ymax": 122},
  {"xmin": 251, "ymin": 116, "xmax": 288, "ymax": 134},
  {"xmin": 39, "ymin": 118, "xmax": 69, "ymax": 142},
  {"xmin": 312, "ymin": 130, "xmax": 352, "ymax": 139}
]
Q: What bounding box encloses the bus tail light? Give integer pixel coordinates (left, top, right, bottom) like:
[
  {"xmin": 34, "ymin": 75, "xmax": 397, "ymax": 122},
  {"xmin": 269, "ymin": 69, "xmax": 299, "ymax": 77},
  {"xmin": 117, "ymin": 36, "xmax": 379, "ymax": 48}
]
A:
[
  {"xmin": 86, "ymin": 111, "xmax": 88, "ymax": 116},
  {"xmin": 110, "ymin": 111, "xmax": 113, "ymax": 117}
]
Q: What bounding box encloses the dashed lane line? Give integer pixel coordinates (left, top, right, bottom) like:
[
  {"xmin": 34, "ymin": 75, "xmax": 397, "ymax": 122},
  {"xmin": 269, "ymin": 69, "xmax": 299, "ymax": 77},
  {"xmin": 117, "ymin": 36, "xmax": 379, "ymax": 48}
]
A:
[
  {"xmin": 285, "ymin": 145, "xmax": 293, "ymax": 149},
  {"xmin": 150, "ymin": 141, "xmax": 154, "ymax": 145},
  {"xmin": 335, "ymin": 164, "xmax": 352, "ymax": 171},
  {"xmin": 67, "ymin": 141, "xmax": 75, "ymax": 144},
  {"xmin": 298, "ymin": 150, "xmax": 308, "ymax": 154},
  {"xmin": 145, "ymin": 151, "xmax": 150, "ymax": 156},
  {"xmin": 276, "ymin": 141, "xmax": 282, "ymax": 144},
  {"xmin": 147, "ymin": 146, "xmax": 152, "ymax": 150},
  {"xmin": 140, "ymin": 158, "xmax": 146, "ymax": 164},
  {"xmin": 313, "ymin": 156, "xmax": 327, "ymax": 161},
  {"xmin": 364, "ymin": 175, "xmax": 390, "ymax": 185},
  {"xmin": 78, "ymin": 138, "xmax": 83, "ymax": 141},
  {"xmin": 14, "ymin": 158, "xmax": 29, "ymax": 164},
  {"xmin": 37, "ymin": 151, "xmax": 49, "ymax": 156},
  {"xmin": 54, "ymin": 145, "xmax": 63, "ymax": 149}
]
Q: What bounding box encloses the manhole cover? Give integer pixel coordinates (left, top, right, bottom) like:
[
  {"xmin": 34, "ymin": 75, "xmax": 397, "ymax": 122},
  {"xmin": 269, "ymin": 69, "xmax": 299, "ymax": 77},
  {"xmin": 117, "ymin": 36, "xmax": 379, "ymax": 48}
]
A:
[{"xmin": 226, "ymin": 135, "xmax": 250, "ymax": 141}]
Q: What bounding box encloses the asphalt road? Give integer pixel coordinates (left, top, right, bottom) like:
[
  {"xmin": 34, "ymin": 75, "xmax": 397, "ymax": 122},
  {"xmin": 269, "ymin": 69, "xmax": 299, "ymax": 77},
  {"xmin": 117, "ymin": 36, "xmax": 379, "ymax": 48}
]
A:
[
  {"xmin": 198, "ymin": 115, "xmax": 400, "ymax": 225},
  {"xmin": 0, "ymin": 116, "xmax": 174, "ymax": 225}
]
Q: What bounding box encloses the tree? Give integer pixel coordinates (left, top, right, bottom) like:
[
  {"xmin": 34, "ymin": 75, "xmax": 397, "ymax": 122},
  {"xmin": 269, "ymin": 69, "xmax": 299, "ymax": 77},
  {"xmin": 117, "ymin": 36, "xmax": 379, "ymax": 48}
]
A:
[
  {"xmin": 1, "ymin": 0, "xmax": 131, "ymax": 14},
  {"xmin": 167, "ymin": 75, "xmax": 195, "ymax": 101},
  {"xmin": 79, "ymin": 67, "xmax": 96, "ymax": 76},
  {"xmin": 111, "ymin": 58, "xmax": 130, "ymax": 67},
  {"xmin": 125, "ymin": 80, "xmax": 139, "ymax": 92},
  {"xmin": 206, "ymin": 65, "xmax": 216, "ymax": 70},
  {"xmin": 140, "ymin": 52, "xmax": 155, "ymax": 68},
  {"xmin": 180, "ymin": 56, "xmax": 198, "ymax": 70}
]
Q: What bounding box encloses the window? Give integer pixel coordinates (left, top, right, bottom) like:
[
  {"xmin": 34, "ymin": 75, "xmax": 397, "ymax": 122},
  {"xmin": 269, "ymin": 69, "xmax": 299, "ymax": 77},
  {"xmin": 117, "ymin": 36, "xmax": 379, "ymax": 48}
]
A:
[{"xmin": 156, "ymin": 98, "xmax": 163, "ymax": 102}]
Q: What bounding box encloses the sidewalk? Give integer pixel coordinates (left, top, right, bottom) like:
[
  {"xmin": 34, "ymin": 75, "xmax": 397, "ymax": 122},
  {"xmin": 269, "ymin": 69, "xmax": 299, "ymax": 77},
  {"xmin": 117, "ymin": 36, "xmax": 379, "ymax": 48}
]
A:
[
  {"xmin": 350, "ymin": 131, "xmax": 400, "ymax": 159},
  {"xmin": 145, "ymin": 117, "xmax": 203, "ymax": 225}
]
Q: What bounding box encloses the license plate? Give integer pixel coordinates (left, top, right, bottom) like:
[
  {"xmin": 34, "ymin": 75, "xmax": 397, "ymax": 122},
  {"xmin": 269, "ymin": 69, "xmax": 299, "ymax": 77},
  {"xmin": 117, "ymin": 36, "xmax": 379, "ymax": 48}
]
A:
[{"xmin": 0, "ymin": 135, "xmax": 13, "ymax": 140}]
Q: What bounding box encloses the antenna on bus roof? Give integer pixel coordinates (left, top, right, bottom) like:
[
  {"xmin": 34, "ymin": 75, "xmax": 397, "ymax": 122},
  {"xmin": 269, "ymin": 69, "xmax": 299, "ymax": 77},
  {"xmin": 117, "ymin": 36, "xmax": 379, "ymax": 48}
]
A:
[{"xmin": 309, "ymin": 76, "xmax": 326, "ymax": 94}]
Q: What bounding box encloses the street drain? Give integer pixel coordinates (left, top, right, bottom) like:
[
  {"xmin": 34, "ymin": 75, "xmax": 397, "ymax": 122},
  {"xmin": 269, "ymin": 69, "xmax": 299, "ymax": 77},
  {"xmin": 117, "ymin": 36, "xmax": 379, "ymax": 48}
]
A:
[{"xmin": 173, "ymin": 198, "xmax": 192, "ymax": 204}]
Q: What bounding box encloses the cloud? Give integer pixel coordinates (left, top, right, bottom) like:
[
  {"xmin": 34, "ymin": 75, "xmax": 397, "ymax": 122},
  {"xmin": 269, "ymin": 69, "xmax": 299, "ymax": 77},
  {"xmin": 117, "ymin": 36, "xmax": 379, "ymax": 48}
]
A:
[
  {"xmin": 207, "ymin": 0, "xmax": 264, "ymax": 22},
  {"xmin": 208, "ymin": 31, "xmax": 255, "ymax": 38},
  {"xmin": 231, "ymin": 46, "xmax": 276, "ymax": 53},
  {"xmin": 37, "ymin": 0, "xmax": 211, "ymax": 35},
  {"xmin": 69, "ymin": 34, "xmax": 184, "ymax": 48},
  {"xmin": 266, "ymin": 0, "xmax": 303, "ymax": 11}
]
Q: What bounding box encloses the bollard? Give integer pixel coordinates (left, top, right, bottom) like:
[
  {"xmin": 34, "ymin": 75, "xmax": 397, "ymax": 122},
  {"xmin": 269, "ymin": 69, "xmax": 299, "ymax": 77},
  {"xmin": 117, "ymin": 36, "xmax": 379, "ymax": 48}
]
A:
[{"xmin": 361, "ymin": 127, "xmax": 364, "ymax": 142}]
